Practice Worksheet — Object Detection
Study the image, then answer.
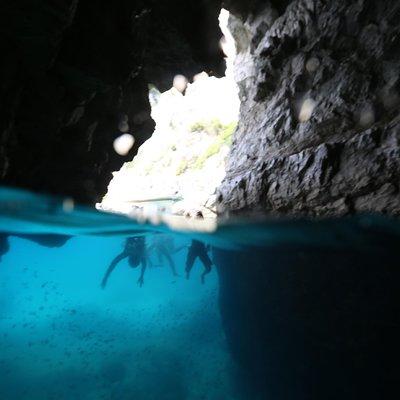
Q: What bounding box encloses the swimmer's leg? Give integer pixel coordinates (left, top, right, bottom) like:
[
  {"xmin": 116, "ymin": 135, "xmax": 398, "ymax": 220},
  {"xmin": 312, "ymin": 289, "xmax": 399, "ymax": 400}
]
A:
[
  {"xmin": 185, "ymin": 247, "xmax": 196, "ymax": 280},
  {"xmin": 199, "ymin": 251, "xmax": 213, "ymax": 284}
]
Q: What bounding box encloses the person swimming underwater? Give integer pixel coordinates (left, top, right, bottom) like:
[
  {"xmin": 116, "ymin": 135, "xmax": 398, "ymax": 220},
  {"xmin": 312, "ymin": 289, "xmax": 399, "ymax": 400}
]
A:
[
  {"xmin": 101, "ymin": 236, "xmax": 147, "ymax": 289},
  {"xmin": 184, "ymin": 211, "xmax": 213, "ymax": 284},
  {"xmin": 147, "ymin": 234, "xmax": 185, "ymax": 276},
  {"xmin": 185, "ymin": 239, "xmax": 213, "ymax": 284}
]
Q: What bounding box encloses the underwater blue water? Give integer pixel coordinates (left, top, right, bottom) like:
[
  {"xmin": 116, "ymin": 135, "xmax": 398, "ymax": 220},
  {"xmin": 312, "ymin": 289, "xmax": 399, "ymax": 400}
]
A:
[
  {"xmin": 1, "ymin": 235, "xmax": 232, "ymax": 400},
  {"xmin": 1, "ymin": 187, "xmax": 400, "ymax": 399}
]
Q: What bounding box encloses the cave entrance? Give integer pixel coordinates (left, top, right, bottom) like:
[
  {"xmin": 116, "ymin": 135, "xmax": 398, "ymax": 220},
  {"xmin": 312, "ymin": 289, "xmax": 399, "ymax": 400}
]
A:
[{"xmin": 98, "ymin": 10, "xmax": 239, "ymax": 218}]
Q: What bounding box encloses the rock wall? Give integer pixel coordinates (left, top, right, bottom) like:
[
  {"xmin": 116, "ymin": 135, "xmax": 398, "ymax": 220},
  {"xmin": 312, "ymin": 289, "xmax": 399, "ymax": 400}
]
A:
[
  {"xmin": 0, "ymin": 0, "xmax": 224, "ymax": 203},
  {"xmin": 2, "ymin": 0, "xmax": 399, "ymax": 214},
  {"xmin": 213, "ymin": 225, "xmax": 400, "ymax": 398},
  {"xmin": 218, "ymin": 0, "xmax": 400, "ymax": 216}
]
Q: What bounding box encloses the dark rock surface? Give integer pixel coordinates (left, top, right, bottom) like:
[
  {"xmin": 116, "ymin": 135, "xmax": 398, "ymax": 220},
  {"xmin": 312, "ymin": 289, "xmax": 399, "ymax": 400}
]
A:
[
  {"xmin": 218, "ymin": 0, "xmax": 400, "ymax": 216},
  {"xmin": 213, "ymin": 224, "xmax": 400, "ymax": 399},
  {"xmin": 0, "ymin": 0, "xmax": 224, "ymax": 203},
  {"xmin": 1, "ymin": 0, "xmax": 399, "ymax": 212}
]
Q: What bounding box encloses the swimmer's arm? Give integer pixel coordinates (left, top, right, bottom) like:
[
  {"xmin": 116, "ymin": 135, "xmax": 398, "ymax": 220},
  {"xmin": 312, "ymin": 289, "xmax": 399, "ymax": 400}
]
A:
[
  {"xmin": 101, "ymin": 252, "xmax": 128, "ymax": 289},
  {"xmin": 137, "ymin": 257, "xmax": 147, "ymax": 287}
]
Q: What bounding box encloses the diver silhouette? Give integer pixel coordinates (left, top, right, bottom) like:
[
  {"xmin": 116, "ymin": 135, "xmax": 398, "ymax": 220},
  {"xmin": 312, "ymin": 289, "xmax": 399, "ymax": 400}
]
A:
[
  {"xmin": 101, "ymin": 236, "xmax": 147, "ymax": 289},
  {"xmin": 185, "ymin": 240, "xmax": 213, "ymax": 284},
  {"xmin": 147, "ymin": 234, "xmax": 185, "ymax": 276}
]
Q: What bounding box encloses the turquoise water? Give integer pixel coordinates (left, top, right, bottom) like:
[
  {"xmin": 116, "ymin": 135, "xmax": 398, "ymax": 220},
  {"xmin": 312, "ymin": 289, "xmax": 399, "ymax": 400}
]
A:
[{"xmin": 1, "ymin": 188, "xmax": 400, "ymax": 399}]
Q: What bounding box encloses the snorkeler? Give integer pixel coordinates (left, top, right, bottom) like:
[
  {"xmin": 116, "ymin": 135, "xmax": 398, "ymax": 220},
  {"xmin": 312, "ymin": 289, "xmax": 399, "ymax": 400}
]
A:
[
  {"xmin": 185, "ymin": 240, "xmax": 213, "ymax": 284},
  {"xmin": 101, "ymin": 236, "xmax": 147, "ymax": 289},
  {"xmin": 0, "ymin": 234, "xmax": 71, "ymax": 263},
  {"xmin": 147, "ymin": 234, "xmax": 185, "ymax": 276}
]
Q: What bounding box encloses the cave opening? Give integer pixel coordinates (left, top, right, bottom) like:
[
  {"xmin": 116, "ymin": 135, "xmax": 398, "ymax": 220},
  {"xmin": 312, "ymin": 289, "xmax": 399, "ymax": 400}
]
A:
[{"xmin": 98, "ymin": 9, "xmax": 240, "ymax": 218}]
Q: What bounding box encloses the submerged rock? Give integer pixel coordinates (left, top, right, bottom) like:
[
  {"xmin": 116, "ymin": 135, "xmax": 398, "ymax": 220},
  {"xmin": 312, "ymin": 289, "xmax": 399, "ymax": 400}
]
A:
[{"xmin": 214, "ymin": 225, "xmax": 400, "ymax": 398}]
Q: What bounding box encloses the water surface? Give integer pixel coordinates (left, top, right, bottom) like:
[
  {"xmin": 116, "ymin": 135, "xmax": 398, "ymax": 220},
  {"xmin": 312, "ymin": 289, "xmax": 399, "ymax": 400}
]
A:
[{"xmin": 1, "ymin": 188, "xmax": 399, "ymax": 399}]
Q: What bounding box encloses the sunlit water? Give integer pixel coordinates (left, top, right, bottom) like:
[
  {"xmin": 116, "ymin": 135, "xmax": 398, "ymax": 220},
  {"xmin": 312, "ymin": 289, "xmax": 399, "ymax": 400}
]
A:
[{"xmin": 1, "ymin": 188, "xmax": 399, "ymax": 400}]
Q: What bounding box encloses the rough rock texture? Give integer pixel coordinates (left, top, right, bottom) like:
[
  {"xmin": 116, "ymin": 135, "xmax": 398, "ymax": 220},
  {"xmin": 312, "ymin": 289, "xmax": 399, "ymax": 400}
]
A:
[
  {"xmin": 0, "ymin": 0, "xmax": 224, "ymax": 203},
  {"xmin": 2, "ymin": 0, "xmax": 399, "ymax": 213},
  {"xmin": 214, "ymin": 224, "xmax": 400, "ymax": 399},
  {"xmin": 218, "ymin": 0, "xmax": 400, "ymax": 215}
]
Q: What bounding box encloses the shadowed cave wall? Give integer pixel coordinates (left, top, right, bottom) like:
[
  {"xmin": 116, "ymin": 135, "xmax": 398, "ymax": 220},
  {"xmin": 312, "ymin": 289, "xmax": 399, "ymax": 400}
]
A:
[
  {"xmin": 0, "ymin": 0, "xmax": 224, "ymax": 203},
  {"xmin": 213, "ymin": 225, "xmax": 400, "ymax": 398},
  {"xmin": 212, "ymin": 3, "xmax": 400, "ymax": 397}
]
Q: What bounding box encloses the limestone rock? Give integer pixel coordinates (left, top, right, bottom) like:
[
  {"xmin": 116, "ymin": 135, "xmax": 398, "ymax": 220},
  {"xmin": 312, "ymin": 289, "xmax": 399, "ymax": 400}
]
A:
[{"xmin": 218, "ymin": 0, "xmax": 400, "ymax": 216}]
